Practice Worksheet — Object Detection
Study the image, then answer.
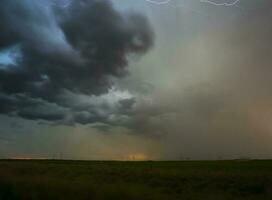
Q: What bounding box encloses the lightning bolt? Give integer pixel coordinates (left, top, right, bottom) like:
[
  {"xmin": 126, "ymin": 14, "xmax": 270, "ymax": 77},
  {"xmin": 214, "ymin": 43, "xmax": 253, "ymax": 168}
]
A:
[
  {"xmin": 199, "ymin": 0, "xmax": 240, "ymax": 6},
  {"xmin": 143, "ymin": 0, "xmax": 241, "ymax": 7},
  {"xmin": 52, "ymin": 0, "xmax": 241, "ymax": 8},
  {"xmin": 142, "ymin": 0, "xmax": 207, "ymax": 16}
]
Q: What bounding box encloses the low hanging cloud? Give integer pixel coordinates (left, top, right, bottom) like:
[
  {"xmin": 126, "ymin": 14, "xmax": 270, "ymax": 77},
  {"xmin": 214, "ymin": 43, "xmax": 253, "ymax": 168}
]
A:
[{"xmin": 0, "ymin": 0, "xmax": 154, "ymax": 124}]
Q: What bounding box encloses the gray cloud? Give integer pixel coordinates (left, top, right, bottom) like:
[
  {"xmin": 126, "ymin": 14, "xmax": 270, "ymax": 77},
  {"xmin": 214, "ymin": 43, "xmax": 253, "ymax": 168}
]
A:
[{"xmin": 0, "ymin": 0, "xmax": 154, "ymax": 124}]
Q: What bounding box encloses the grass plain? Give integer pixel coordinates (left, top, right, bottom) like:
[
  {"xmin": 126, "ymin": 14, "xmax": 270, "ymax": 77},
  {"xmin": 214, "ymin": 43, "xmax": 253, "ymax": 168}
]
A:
[{"xmin": 0, "ymin": 159, "xmax": 272, "ymax": 200}]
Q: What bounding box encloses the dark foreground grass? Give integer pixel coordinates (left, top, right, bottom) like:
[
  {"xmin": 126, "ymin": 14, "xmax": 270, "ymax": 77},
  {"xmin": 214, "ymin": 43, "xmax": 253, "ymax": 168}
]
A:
[{"xmin": 0, "ymin": 160, "xmax": 271, "ymax": 200}]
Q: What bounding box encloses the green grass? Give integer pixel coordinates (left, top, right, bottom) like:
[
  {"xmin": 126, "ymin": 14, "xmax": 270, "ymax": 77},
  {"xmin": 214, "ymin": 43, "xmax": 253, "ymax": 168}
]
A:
[{"xmin": 0, "ymin": 160, "xmax": 272, "ymax": 200}]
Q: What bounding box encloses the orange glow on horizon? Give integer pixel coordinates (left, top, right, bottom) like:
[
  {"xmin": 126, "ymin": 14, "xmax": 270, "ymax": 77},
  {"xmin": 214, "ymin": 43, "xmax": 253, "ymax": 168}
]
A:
[{"xmin": 126, "ymin": 153, "xmax": 148, "ymax": 161}]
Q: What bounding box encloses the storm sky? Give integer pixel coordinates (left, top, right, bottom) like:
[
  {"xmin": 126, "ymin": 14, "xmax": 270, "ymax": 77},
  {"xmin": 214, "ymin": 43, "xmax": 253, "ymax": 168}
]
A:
[{"xmin": 0, "ymin": 0, "xmax": 272, "ymax": 160}]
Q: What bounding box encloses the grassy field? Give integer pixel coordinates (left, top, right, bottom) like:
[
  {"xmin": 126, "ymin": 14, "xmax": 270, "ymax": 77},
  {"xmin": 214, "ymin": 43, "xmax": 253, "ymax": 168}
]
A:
[{"xmin": 0, "ymin": 160, "xmax": 272, "ymax": 200}]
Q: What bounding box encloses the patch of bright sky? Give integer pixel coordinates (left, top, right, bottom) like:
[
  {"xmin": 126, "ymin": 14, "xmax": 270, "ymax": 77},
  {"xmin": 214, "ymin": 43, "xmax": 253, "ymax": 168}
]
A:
[
  {"xmin": 0, "ymin": 50, "xmax": 14, "ymax": 65},
  {"xmin": 0, "ymin": 45, "xmax": 21, "ymax": 67}
]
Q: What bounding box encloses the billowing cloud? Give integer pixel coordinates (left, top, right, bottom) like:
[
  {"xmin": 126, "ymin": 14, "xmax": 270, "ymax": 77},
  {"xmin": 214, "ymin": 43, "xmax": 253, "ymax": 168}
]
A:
[{"xmin": 0, "ymin": 0, "xmax": 154, "ymax": 124}]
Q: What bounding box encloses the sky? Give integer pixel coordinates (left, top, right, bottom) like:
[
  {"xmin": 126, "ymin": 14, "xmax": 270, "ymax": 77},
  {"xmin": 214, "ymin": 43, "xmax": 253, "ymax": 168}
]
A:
[{"xmin": 0, "ymin": 0, "xmax": 272, "ymax": 160}]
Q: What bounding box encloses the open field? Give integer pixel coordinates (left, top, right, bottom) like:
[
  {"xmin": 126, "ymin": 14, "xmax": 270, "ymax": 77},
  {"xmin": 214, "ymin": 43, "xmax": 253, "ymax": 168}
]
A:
[{"xmin": 0, "ymin": 160, "xmax": 272, "ymax": 200}]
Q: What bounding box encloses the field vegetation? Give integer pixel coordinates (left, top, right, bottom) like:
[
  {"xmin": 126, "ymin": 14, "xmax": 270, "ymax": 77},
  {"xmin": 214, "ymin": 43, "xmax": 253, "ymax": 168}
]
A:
[{"xmin": 0, "ymin": 160, "xmax": 271, "ymax": 200}]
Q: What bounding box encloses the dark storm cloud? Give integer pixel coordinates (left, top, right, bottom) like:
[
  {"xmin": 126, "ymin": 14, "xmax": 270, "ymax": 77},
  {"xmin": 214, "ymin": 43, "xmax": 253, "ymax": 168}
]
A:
[
  {"xmin": 55, "ymin": 90, "xmax": 136, "ymax": 125},
  {"xmin": 0, "ymin": 93, "xmax": 67, "ymax": 121},
  {"xmin": 0, "ymin": 0, "xmax": 154, "ymax": 124}
]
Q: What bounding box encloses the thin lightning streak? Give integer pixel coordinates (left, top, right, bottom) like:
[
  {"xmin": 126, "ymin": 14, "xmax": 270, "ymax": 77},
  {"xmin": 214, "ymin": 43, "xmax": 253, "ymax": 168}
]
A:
[
  {"xmin": 143, "ymin": 0, "xmax": 211, "ymax": 18},
  {"xmin": 143, "ymin": 0, "xmax": 241, "ymax": 7},
  {"xmin": 53, "ymin": 0, "xmax": 241, "ymax": 9},
  {"xmin": 199, "ymin": 0, "xmax": 240, "ymax": 6}
]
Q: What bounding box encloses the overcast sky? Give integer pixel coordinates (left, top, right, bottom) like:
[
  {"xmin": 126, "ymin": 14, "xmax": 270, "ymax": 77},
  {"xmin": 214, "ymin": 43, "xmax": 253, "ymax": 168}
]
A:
[{"xmin": 0, "ymin": 0, "xmax": 272, "ymax": 160}]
